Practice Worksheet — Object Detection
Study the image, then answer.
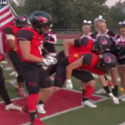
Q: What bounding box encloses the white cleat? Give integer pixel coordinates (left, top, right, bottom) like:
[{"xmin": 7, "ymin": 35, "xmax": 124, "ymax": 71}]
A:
[
  {"xmin": 37, "ymin": 104, "xmax": 46, "ymax": 114},
  {"xmin": 9, "ymin": 71, "xmax": 17, "ymax": 76},
  {"xmin": 9, "ymin": 79, "xmax": 18, "ymax": 88},
  {"xmin": 95, "ymin": 88, "xmax": 106, "ymax": 94},
  {"xmin": 82, "ymin": 100, "xmax": 97, "ymax": 108},
  {"xmin": 65, "ymin": 82, "xmax": 73, "ymax": 90},
  {"xmin": 4, "ymin": 66, "xmax": 13, "ymax": 71},
  {"xmin": 5, "ymin": 103, "xmax": 22, "ymax": 111}
]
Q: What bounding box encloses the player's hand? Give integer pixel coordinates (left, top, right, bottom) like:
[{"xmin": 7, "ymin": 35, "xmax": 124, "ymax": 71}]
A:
[
  {"xmin": 65, "ymin": 79, "xmax": 73, "ymax": 90},
  {"xmin": 46, "ymin": 55, "xmax": 57, "ymax": 64},
  {"xmin": 38, "ymin": 58, "xmax": 53, "ymax": 66},
  {"xmin": 109, "ymin": 93, "xmax": 119, "ymax": 105}
]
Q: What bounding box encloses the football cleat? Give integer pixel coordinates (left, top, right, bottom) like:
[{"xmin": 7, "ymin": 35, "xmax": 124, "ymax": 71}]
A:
[
  {"xmin": 37, "ymin": 104, "xmax": 46, "ymax": 114},
  {"xmin": 82, "ymin": 100, "xmax": 97, "ymax": 108},
  {"xmin": 5, "ymin": 103, "xmax": 22, "ymax": 111}
]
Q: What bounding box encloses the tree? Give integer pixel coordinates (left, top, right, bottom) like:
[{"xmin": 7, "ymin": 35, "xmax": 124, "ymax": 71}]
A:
[
  {"xmin": 9, "ymin": 0, "xmax": 116, "ymax": 29},
  {"xmin": 109, "ymin": 6, "xmax": 125, "ymax": 29}
]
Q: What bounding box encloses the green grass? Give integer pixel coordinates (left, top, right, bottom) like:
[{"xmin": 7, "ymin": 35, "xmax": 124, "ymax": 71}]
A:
[{"xmin": 1, "ymin": 44, "xmax": 125, "ymax": 125}]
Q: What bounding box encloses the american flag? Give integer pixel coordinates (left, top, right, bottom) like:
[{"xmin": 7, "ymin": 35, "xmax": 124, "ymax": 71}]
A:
[{"xmin": 0, "ymin": 0, "xmax": 15, "ymax": 53}]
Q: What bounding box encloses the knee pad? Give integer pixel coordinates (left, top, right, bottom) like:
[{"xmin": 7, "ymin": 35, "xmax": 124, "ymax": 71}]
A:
[
  {"xmin": 17, "ymin": 75, "xmax": 24, "ymax": 83},
  {"xmin": 26, "ymin": 82, "xmax": 40, "ymax": 94},
  {"xmin": 39, "ymin": 77, "xmax": 52, "ymax": 88}
]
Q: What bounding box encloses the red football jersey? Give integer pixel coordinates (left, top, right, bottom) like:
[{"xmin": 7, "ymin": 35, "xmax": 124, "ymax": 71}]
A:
[
  {"xmin": 17, "ymin": 27, "xmax": 44, "ymax": 62},
  {"xmin": 68, "ymin": 52, "xmax": 104, "ymax": 75},
  {"xmin": 3, "ymin": 25, "xmax": 19, "ymax": 51},
  {"xmin": 69, "ymin": 39, "xmax": 94, "ymax": 54}
]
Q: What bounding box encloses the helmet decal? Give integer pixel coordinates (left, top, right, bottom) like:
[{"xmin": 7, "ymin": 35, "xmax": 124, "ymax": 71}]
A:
[
  {"xmin": 19, "ymin": 16, "xmax": 26, "ymax": 21},
  {"xmin": 104, "ymin": 55, "xmax": 111, "ymax": 63},
  {"xmin": 35, "ymin": 16, "xmax": 48, "ymax": 23},
  {"xmin": 101, "ymin": 38, "xmax": 107, "ymax": 45}
]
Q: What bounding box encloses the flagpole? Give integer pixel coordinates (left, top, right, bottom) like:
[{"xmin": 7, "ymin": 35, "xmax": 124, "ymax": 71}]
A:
[{"xmin": 8, "ymin": 0, "xmax": 17, "ymax": 16}]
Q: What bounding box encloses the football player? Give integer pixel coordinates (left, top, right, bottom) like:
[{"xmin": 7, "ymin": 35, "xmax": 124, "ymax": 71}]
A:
[
  {"xmin": 17, "ymin": 11, "xmax": 56, "ymax": 125},
  {"xmin": 3, "ymin": 15, "xmax": 31, "ymax": 97}
]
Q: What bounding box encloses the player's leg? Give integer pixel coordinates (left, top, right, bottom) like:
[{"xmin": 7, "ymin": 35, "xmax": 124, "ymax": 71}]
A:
[
  {"xmin": 53, "ymin": 57, "xmax": 69, "ymax": 90},
  {"xmin": 0, "ymin": 66, "xmax": 21, "ymax": 110},
  {"xmin": 37, "ymin": 51, "xmax": 66, "ymax": 114},
  {"xmin": 72, "ymin": 70, "xmax": 97, "ymax": 108},
  {"xmin": 37, "ymin": 67, "xmax": 53, "ymax": 115},
  {"xmin": 23, "ymin": 69, "xmax": 46, "ymax": 125},
  {"xmin": 110, "ymin": 69, "xmax": 118, "ymax": 96},
  {"xmin": 4, "ymin": 53, "xmax": 13, "ymax": 70},
  {"xmin": 8, "ymin": 50, "xmax": 26, "ymax": 97}
]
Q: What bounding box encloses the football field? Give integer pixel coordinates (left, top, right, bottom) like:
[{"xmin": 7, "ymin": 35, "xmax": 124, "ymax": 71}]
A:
[{"xmin": 0, "ymin": 43, "xmax": 125, "ymax": 125}]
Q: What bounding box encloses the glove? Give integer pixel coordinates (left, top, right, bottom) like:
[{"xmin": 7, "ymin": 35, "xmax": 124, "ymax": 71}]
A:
[
  {"xmin": 38, "ymin": 57, "xmax": 57, "ymax": 66},
  {"xmin": 46, "ymin": 55, "xmax": 57, "ymax": 64},
  {"xmin": 38, "ymin": 58, "xmax": 53, "ymax": 66},
  {"xmin": 65, "ymin": 79, "xmax": 73, "ymax": 90},
  {"xmin": 109, "ymin": 93, "xmax": 119, "ymax": 105}
]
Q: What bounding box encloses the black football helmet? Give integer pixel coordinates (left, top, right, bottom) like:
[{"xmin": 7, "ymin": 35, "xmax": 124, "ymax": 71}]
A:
[
  {"xmin": 94, "ymin": 36, "xmax": 113, "ymax": 53},
  {"xmin": 29, "ymin": 11, "xmax": 53, "ymax": 33},
  {"xmin": 98, "ymin": 53, "xmax": 117, "ymax": 73},
  {"xmin": 14, "ymin": 15, "xmax": 31, "ymax": 28}
]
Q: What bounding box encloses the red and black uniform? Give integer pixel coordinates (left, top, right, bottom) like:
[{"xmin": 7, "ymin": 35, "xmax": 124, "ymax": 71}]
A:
[
  {"xmin": 17, "ymin": 27, "xmax": 52, "ymax": 94},
  {"xmin": 47, "ymin": 38, "xmax": 95, "ymax": 78},
  {"xmin": 52, "ymin": 50, "xmax": 106, "ymax": 88},
  {"xmin": 3, "ymin": 25, "xmax": 19, "ymax": 51},
  {"xmin": 47, "ymin": 50, "xmax": 94, "ymax": 87},
  {"xmin": 0, "ymin": 25, "xmax": 17, "ymax": 106},
  {"xmin": 68, "ymin": 52, "xmax": 104, "ymax": 75},
  {"xmin": 3, "ymin": 25, "xmax": 24, "ymax": 83},
  {"xmin": 43, "ymin": 31, "xmax": 57, "ymax": 57},
  {"xmin": 69, "ymin": 37, "xmax": 94, "ymax": 54}
]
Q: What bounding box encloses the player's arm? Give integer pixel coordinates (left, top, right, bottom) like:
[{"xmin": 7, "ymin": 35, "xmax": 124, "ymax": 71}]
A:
[
  {"xmin": 18, "ymin": 29, "xmax": 43, "ymax": 62},
  {"xmin": 3, "ymin": 27, "xmax": 16, "ymax": 49},
  {"xmin": 64, "ymin": 37, "xmax": 89, "ymax": 56},
  {"xmin": 98, "ymin": 75, "xmax": 109, "ymax": 87},
  {"xmin": 19, "ymin": 40, "xmax": 44, "ymax": 62},
  {"xmin": 63, "ymin": 39, "xmax": 75, "ymax": 57},
  {"xmin": 98, "ymin": 74, "xmax": 119, "ymax": 104},
  {"xmin": 66, "ymin": 57, "xmax": 83, "ymax": 80}
]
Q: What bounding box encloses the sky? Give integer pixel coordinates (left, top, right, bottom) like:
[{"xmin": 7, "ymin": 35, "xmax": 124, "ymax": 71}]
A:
[{"xmin": 106, "ymin": 0, "xmax": 125, "ymax": 6}]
